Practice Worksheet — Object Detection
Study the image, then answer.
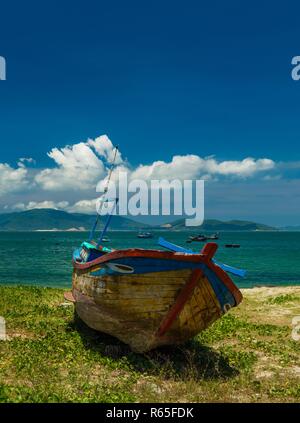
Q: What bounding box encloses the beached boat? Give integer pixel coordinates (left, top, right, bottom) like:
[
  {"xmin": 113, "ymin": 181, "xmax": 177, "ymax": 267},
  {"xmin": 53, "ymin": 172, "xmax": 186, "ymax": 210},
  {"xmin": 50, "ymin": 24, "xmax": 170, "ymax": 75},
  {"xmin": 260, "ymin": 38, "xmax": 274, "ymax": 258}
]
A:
[
  {"xmin": 67, "ymin": 145, "xmax": 244, "ymax": 352},
  {"xmin": 70, "ymin": 239, "xmax": 243, "ymax": 352}
]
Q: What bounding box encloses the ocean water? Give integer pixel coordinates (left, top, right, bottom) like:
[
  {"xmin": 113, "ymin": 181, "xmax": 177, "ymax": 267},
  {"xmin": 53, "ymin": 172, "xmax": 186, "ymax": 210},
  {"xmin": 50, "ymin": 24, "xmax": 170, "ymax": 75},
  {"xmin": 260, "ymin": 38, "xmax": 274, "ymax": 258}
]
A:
[{"xmin": 0, "ymin": 231, "xmax": 299, "ymax": 289}]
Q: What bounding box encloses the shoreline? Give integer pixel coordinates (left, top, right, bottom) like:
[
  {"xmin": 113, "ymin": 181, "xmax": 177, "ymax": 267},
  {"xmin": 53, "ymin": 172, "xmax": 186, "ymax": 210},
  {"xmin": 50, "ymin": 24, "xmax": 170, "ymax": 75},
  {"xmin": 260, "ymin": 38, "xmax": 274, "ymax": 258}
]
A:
[
  {"xmin": 0, "ymin": 229, "xmax": 297, "ymax": 232},
  {"xmin": 1, "ymin": 283, "xmax": 300, "ymax": 289}
]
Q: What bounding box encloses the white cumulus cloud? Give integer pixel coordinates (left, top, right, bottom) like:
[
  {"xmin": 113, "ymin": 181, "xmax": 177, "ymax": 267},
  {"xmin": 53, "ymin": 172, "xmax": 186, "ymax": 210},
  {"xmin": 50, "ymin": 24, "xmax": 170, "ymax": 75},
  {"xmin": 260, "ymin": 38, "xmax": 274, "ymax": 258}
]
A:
[
  {"xmin": 34, "ymin": 135, "xmax": 122, "ymax": 191},
  {"xmin": 0, "ymin": 163, "xmax": 29, "ymax": 195},
  {"xmin": 88, "ymin": 135, "xmax": 123, "ymax": 164},
  {"xmin": 12, "ymin": 201, "xmax": 69, "ymax": 211},
  {"xmin": 0, "ymin": 134, "xmax": 277, "ymax": 213},
  {"xmin": 67, "ymin": 199, "xmax": 97, "ymax": 214},
  {"xmin": 129, "ymin": 155, "xmax": 275, "ymax": 181},
  {"xmin": 17, "ymin": 157, "xmax": 36, "ymax": 168}
]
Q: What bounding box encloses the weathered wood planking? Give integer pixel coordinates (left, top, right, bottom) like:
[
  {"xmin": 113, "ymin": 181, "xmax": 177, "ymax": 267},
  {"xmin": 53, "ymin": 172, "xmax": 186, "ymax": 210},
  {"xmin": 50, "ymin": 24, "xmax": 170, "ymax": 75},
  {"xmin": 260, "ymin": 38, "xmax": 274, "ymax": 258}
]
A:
[
  {"xmin": 73, "ymin": 268, "xmax": 224, "ymax": 351},
  {"xmin": 72, "ymin": 243, "xmax": 243, "ymax": 352}
]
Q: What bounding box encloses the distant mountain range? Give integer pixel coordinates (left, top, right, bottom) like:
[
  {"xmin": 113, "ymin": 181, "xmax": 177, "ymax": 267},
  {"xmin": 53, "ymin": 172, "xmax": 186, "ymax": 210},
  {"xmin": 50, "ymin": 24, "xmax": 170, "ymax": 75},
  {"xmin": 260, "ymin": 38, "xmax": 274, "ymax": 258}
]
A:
[
  {"xmin": 0, "ymin": 209, "xmax": 148, "ymax": 231},
  {"xmin": 163, "ymin": 218, "xmax": 276, "ymax": 231},
  {"xmin": 0, "ymin": 209, "xmax": 279, "ymax": 231},
  {"xmin": 279, "ymin": 226, "xmax": 300, "ymax": 231}
]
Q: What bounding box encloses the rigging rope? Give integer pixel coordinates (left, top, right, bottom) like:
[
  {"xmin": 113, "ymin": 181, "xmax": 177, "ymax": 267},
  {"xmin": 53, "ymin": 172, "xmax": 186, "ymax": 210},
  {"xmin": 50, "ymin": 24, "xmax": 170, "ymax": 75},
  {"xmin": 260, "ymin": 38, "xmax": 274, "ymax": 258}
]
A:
[{"xmin": 88, "ymin": 145, "xmax": 119, "ymax": 241}]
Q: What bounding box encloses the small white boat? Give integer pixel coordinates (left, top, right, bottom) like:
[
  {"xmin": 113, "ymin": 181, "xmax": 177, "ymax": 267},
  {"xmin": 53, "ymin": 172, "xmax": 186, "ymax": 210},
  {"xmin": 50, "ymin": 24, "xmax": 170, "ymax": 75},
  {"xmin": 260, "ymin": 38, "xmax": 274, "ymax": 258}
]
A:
[{"xmin": 137, "ymin": 232, "xmax": 153, "ymax": 239}]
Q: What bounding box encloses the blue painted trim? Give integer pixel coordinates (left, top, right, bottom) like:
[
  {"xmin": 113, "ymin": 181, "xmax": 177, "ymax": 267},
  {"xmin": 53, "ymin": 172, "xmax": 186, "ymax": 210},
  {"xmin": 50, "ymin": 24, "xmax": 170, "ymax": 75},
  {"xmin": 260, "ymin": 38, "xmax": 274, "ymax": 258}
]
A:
[
  {"xmin": 88, "ymin": 255, "xmax": 235, "ymax": 311},
  {"xmin": 158, "ymin": 236, "xmax": 246, "ymax": 278}
]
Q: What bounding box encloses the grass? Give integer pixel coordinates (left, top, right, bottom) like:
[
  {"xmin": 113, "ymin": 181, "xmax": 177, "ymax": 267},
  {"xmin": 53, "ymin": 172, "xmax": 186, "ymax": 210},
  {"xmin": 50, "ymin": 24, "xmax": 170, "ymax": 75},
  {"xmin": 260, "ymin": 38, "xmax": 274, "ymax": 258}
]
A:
[
  {"xmin": 0, "ymin": 285, "xmax": 300, "ymax": 402},
  {"xmin": 267, "ymin": 294, "xmax": 300, "ymax": 305}
]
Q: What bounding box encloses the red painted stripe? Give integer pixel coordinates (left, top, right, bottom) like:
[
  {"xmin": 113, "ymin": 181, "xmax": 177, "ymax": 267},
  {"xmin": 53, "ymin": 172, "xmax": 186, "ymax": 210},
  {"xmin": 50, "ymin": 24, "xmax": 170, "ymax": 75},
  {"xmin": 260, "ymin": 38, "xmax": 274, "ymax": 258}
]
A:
[
  {"xmin": 73, "ymin": 242, "xmax": 242, "ymax": 307},
  {"xmin": 156, "ymin": 268, "xmax": 203, "ymax": 337},
  {"xmin": 73, "ymin": 246, "xmax": 214, "ymax": 271},
  {"xmin": 200, "ymin": 242, "xmax": 218, "ymax": 259},
  {"xmin": 201, "ymin": 242, "xmax": 242, "ymax": 305}
]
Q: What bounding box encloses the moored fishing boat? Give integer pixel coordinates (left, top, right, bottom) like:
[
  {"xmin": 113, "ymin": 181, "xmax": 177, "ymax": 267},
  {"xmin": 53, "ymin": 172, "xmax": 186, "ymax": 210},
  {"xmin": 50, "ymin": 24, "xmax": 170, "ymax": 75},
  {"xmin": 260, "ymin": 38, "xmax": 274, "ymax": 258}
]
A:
[
  {"xmin": 207, "ymin": 232, "xmax": 219, "ymax": 240},
  {"xmin": 186, "ymin": 234, "xmax": 207, "ymax": 242},
  {"xmin": 187, "ymin": 233, "xmax": 219, "ymax": 243},
  {"xmin": 137, "ymin": 231, "xmax": 153, "ymax": 239}
]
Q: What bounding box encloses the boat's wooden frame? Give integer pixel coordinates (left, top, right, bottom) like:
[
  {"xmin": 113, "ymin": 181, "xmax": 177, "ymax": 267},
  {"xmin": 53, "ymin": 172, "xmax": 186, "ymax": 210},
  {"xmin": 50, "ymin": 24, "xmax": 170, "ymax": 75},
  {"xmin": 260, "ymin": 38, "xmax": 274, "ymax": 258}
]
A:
[{"xmin": 71, "ymin": 242, "xmax": 242, "ymax": 352}]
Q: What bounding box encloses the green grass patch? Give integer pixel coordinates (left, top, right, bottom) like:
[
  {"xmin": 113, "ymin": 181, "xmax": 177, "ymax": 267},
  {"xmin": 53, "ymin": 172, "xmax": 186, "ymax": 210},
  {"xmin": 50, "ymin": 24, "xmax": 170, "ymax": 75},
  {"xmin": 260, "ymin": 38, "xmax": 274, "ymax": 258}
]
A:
[
  {"xmin": 267, "ymin": 294, "xmax": 300, "ymax": 305},
  {"xmin": 0, "ymin": 285, "xmax": 300, "ymax": 402}
]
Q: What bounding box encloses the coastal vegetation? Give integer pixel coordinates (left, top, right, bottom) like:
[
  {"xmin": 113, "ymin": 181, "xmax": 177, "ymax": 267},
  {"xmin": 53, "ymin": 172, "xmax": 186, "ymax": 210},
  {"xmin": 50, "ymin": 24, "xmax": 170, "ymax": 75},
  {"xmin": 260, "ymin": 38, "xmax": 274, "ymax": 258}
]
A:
[
  {"xmin": 0, "ymin": 209, "xmax": 275, "ymax": 231},
  {"xmin": 0, "ymin": 285, "xmax": 299, "ymax": 402}
]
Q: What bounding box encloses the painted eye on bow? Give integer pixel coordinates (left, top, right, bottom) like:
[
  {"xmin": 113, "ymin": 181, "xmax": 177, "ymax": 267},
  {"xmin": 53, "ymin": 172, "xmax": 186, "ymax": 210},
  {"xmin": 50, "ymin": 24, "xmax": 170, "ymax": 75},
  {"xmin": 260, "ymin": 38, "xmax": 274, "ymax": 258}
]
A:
[{"xmin": 223, "ymin": 303, "xmax": 232, "ymax": 313}]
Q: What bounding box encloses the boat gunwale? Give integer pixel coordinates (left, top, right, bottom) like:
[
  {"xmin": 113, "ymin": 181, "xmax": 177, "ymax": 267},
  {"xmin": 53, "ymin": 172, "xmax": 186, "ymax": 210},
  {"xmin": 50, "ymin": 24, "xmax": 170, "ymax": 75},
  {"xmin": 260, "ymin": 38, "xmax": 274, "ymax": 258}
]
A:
[
  {"xmin": 72, "ymin": 244, "xmax": 243, "ymax": 306},
  {"xmin": 73, "ymin": 248, "xmax": 207, "ymax": 270}
]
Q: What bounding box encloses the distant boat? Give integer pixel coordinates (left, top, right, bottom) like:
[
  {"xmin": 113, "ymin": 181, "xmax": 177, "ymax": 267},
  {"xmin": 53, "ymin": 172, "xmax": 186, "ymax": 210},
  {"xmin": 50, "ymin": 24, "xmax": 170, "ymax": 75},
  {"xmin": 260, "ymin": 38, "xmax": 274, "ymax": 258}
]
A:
[
  {"xmin": 206, "ymin": 233, "xmax": 219, "ymax": 240},
  {"xmin": 102, "ymin": 236, "xmax": 110, "ymax": 242},
  {"xmin": 225, "ymin": 244, "xmax": 240, "ymax": 248},
  {"xmin": 137, "ymin": 232, "xmax": 153, "ymax": 239},
  {"xmin": 187, "ymin": 234, "xmax": 208, "ymax": 243},
  {"xmin": 187, "ymin": 233, "xmax": 219, "ymax": 243}
]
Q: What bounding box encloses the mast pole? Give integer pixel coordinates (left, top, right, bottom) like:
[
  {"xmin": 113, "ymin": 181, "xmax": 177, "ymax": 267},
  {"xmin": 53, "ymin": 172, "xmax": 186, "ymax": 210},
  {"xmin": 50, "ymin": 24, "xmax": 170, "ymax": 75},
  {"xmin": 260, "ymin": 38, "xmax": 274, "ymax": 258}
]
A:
[
  {"xmin": 88, "ymin": 145, "xmax": 119, "ymax": 242},
  {"xmin": 96, "ymin": 197, "xmax": 119, "ymax": 248}
]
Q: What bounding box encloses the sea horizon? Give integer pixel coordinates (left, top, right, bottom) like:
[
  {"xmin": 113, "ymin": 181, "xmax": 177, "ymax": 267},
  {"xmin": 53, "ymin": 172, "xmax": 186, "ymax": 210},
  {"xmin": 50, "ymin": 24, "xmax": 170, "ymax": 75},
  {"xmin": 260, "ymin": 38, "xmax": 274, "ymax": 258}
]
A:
[{"xmin": 1, "ymin": 230, "xmax": 300, "ymax": 289}]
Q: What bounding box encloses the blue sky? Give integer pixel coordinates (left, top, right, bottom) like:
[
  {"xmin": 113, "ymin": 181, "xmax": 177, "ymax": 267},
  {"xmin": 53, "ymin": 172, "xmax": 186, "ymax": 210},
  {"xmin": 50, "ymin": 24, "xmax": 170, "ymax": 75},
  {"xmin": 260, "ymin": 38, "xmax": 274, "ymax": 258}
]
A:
[{"xmin": 1, "ymin": 0, "xmax": 300, "ymax": 225}]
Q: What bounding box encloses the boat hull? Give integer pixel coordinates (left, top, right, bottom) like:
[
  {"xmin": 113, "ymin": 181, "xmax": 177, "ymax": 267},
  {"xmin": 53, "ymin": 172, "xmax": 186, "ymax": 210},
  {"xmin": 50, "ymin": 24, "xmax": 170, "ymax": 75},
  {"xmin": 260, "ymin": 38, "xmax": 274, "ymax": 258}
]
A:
[{"xmin": 72, "ymin": 244, "xmax": 242, "ymax": 352}]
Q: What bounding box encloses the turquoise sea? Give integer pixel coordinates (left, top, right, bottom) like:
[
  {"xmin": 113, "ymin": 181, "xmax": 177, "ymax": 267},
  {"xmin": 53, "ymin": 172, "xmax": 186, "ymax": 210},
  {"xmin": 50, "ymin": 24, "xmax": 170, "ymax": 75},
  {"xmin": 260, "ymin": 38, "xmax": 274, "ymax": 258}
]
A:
[{"xmin": 0, "ymin": 231, "xmax": 299, "ymax": 289}]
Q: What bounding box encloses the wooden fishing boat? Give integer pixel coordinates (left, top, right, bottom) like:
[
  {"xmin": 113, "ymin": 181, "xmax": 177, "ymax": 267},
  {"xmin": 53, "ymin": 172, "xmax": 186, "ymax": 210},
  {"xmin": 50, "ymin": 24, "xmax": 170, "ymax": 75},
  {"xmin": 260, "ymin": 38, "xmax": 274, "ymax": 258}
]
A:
[
  {"xmin": 187, "ymin": 233, "xmax": 219, "ymax": 242},
  {"xmin": 67, "ymin": 145, "xmax": 244, "ymax": 352},
  {"xmin": 70, "ymin": 240, "xmax": 243, "ymax": 352}
]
